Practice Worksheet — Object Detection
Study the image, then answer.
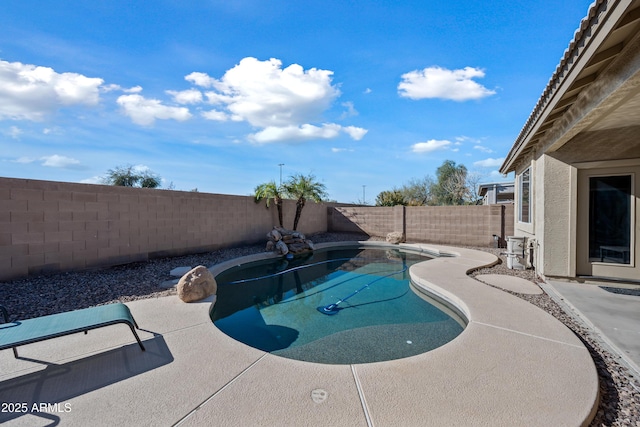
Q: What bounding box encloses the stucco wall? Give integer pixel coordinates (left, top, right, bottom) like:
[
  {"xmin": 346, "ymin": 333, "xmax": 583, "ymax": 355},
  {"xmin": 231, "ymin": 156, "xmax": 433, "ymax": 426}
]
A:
[
  {"xmin": 512, "ymin": 155, "xmax": 575, "ymax": 277},
  {"xmin": 0, "ymin": 178, "xmax": 333, "ymax": 281},
  {"xmin": 540, "ymin": 155, "xmax": 574, "ymax": 277}
]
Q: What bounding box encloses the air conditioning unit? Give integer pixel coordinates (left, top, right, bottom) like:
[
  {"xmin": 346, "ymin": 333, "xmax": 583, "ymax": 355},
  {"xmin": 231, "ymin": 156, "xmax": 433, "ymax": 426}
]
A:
[{"xmin": 506, "ymin": 236, "xmax": 526, "ymax": 270}]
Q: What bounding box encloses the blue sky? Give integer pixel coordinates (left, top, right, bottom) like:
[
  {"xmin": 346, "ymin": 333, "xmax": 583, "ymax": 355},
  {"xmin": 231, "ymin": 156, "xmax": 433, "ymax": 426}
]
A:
[{"xmin": 1, "ymin": 0, "xmax": 591, "ymax": 203}]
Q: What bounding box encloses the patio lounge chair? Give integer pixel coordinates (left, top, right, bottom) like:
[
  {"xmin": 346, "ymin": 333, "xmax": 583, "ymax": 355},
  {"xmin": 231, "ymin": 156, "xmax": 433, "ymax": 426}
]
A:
[{"xmin": 0, "ymin": 303, "xmax": 145, "ymax": 358}]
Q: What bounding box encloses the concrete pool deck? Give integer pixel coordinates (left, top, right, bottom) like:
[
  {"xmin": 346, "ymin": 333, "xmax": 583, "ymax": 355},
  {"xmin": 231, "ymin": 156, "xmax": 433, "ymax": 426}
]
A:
[{"xmin": 0, "ymin": 243, "xmax": 599, "ymax": 426}]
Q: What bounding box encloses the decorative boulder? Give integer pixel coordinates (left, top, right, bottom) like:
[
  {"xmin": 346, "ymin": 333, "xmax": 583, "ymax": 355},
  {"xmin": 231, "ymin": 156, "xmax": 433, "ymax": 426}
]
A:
[
  {"xmin": 266, "ymin": 226, "xmax": 314, "ymax": 256},
  {"xmin": 386, "ymin": 231, "xmax": 405, "ymax": 244},
  {"xmin": 177, "ymin": 265, "xmax": 217, "ymax": 302},
  {"xmin": 275, "ymin": 240, "xmax": 289, "ymax": 255},
  {"xmin": 267, "ymin": 229, "xmax": 282, "ymax": 242}
]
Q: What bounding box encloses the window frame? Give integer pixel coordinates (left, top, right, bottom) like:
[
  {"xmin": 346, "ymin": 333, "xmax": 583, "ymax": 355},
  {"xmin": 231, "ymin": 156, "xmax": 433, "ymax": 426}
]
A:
[{"xmin": 518, "ymin": 167, "xmax": 531, "ymax": 224}]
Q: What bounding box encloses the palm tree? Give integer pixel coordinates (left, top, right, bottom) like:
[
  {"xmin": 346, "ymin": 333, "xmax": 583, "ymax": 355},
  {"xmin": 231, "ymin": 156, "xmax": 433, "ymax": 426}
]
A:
[
  {"xmin": 254, "ymin": 180, "xmax": 284, "ymax": 227},
  {"xmin": 283, "ymin": 173, "xmax": 328, "ymax": 231}
]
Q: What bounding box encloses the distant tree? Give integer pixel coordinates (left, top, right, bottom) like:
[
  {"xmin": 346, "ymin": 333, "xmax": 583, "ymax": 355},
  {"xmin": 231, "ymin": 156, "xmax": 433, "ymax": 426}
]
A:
[
  {"xmin": 464, "ymin": 171, "xmax": 484, "ymax": 205},
  {"xmin": 254, "ymin": 180, "xmax": 284, "ymax": 228},
  {"xmin": 400, "ymin": 176, "xmax": 436, "ymax": 206},
  {"xmin": 375, "ymin": 189, "xmax": 406, "ymax": 206},
  {"xmin": 433, "ymin": 160, "xmax": 468, "ymax": 205},
  {"xmin": 103, "ymin": 165, "xmax": 161, "ymax": 188},
  {"xmin": 283, "ymin": 173, "xmax": 328, "ymax": 230},
  {"xmin": 375, "ymin": 162, "xmax": 483, "ymax": 207},
  {"xmin": 139, "ymin": 170, "xmax": 162, "ymax": 188}
]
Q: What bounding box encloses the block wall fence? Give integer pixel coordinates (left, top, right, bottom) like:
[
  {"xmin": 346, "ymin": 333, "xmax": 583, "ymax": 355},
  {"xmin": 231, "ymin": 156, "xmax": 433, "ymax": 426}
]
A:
[
  {"xmin": 0, "ymin": 178, "xmax": 334, "ymax": 281},
  {"xmin": 329, "ymin": 204, "xmax": 514, "ymax": 247},
  {"xmin": 1, "ymin": 177, "xmax": 514, "ymax": 281}
]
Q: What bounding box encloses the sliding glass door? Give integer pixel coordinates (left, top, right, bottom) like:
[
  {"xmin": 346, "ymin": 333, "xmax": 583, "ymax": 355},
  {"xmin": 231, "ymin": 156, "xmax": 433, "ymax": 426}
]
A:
[{"xmin": 577, "ymin": 166, "xmax": 638, "ymax": 280}]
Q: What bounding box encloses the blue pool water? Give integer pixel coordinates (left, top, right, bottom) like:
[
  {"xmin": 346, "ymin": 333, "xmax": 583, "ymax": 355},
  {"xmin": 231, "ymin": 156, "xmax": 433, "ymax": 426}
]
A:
[{"xmin": 211, "ymin": 247, "xmax": 465, "ymax": 364}]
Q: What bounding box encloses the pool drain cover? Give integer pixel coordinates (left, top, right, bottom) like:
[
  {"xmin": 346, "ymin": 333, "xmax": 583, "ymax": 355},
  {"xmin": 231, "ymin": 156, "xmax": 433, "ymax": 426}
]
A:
[{"xmin": 311, "ymin": 389, "xmax": 328, "ymax": 403}]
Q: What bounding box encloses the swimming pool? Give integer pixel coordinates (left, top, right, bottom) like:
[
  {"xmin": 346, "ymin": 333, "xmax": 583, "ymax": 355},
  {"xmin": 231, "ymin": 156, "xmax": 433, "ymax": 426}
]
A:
[{"xmin": 211, "ymin": 246, "xmax": 465, "ymax": 364}]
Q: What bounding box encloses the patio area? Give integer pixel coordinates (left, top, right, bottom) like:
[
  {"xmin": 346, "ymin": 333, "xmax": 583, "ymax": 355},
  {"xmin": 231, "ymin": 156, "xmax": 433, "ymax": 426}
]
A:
[{"xmin": 0, "ymin": 243, "xmax": 600, "ymax": 426}]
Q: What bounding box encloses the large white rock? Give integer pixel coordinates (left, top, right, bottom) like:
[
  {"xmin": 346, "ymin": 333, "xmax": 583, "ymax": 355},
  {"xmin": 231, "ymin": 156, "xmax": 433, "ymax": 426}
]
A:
[
  {"xmin": 386, "ymin": 231, "xmax": 405, "ymax": 244},
  {"xmin": 177, "ymin": 265, "xmax": 217, "ymax": 303}
]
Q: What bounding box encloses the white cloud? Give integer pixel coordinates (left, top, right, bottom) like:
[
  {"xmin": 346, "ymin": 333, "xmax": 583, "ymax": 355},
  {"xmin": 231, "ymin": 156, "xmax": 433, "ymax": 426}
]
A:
[
  {"xmin": 340, "ymin": 101, "xmax": 358, "ymax": 119},
  {"xmin": 8, "ymin": 126, "xmax": 22, "ymax": 139},
  {"xmin": 364, "ymin": 88, "xmax": 372, "ymax": 94},
  {"xmin": 116, "ymin": 94, "xmax": 192, "ymax": 126},
  {"xmin": 131, "ymin": 164, "xmax": 152, "ymax": 173},
  {"xmin": 13, "ymin": 156, "xmax": 36, "ymax": 164},
  {"xmin": 166, "ymin": 88, "xmax": 203, "ymax": 104},
  {"xmin": 398, "ymin": 66, "xmax": 496, "ymax": 101},
  {"xmin": 455, "ymin": 135, "xmax": 482, "ymax": 144},
  {"xmin": 205, "ymin": 57, "xmax": 340, "ymax": 128},
  {"xmin": 182, "ymin": 57, "xmax": 365, "ymax": 143},
  {"xmin": 331, "ymin": 147, "xmax": 354, "ymax": 153},
  {"xmin": 185, "ymin": 71, "xmax": 217, "ymax": 88},
  {"xmin": 249, "ymin": 123, "xmax": 368, "ymax": 144},
  {"xmin": 474, "ymin": 157, "xmax": 505, "ymax": 168},
  {"xmin": 201, "ymin": 109, "xmax": 229, "ymax": 121},
  {"xmin": 489, "ymin": 170, "xmax": 509, "ymax": 178},
  {"xmin": 474, "ymin": 145, "xmax": 494, "ymax": 153},
  {"xmin": 249, "ymin": 123, "xmax": 342, "ymax": 144},
  {"xmin": 342, "ymin": 126, "xmax": 367, "ymax": 140},
  {"xmin": 41, "ymin": 154, "xmax": 81, "ymax": 168},
  {"xmin": 42, "ymin": 127, "xmax": 58, "ymax": 135},
  {"xmin": 411, "ymin": 139, "xmax": 451, "ymax": 153},
  {"xmin": 80, "ymin": 176, "xmax": 102, "ymax": 184},
  {"xmin": 0, "ymin": 59, "xmax": 103, "ymax": 121},
  {"xmin": 102, "ymin": 84, "xmax": 143, "ymax": 93}
]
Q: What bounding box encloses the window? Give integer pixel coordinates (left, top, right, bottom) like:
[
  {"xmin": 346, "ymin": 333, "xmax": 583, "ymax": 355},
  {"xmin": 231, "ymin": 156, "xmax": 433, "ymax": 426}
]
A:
[
  {"xmin": 589, "ymin": 175, "xmax": 632, "ymax": 264},
  {"xmin": 519, "ymin": 168, "xmax": 531, "ymax": 223}
]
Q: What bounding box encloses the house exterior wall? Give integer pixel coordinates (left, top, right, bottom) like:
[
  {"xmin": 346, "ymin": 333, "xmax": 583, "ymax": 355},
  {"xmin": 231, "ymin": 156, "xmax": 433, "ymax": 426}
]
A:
[
  {"xmin": 540, "ymin": 155, "xmax": 575, "ymax": 277},
  {"xmin": 513, "ymin": 152, "xmax": 640, "ymax": 280},
  {"xmin": 512, "ymin": 155, "xmax": 574, "ymax": 278},
  {"xmin": 0, "ymin": 178, "xmax": 333, "ymax": 281},
  {"xmin": 501, "ymin": 0, "xmax": 640, "ymax": 281}
]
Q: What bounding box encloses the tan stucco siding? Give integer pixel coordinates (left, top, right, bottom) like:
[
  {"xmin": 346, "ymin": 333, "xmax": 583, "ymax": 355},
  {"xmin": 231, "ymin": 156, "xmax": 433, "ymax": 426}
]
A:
[
  {"xmin": 512, "ymin": 155, "xmax": 574, "ymax": 278},
  {"xmin": 540, "ymin": 155, "xmax": 574, "ymax": 277}
]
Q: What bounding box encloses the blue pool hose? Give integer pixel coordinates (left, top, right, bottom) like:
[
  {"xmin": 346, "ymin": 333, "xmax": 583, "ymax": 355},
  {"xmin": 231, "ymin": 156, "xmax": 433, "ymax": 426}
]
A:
[{"xmin": 316, "ymin": 264, "xmax": 408, "ymax": 315}]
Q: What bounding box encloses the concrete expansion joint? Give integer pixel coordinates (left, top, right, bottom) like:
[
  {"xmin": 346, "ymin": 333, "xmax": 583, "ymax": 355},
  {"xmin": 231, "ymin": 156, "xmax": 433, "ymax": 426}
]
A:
[
  {"xmin": 159, "ymin": 320, "xmax": 215, "ymax": 337},
  {"xmin": 173, "ymin": 353, "xmax": 269, "ymax": 426},
  {"xmin": 473, "ymin": 321, "xmax": 587, "ymax": 350},
  {"xmin": 351, "ymin": 365, "xmax": 374, "ymax": 427}
]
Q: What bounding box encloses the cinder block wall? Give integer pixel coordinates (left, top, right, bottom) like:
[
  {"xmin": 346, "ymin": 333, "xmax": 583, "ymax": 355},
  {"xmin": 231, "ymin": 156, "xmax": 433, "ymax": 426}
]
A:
[
  {"xmin": 327, "ymin": 206, "xmax": 399, "ymax": 237},
  {"xmin": 406, "ymin": 205, "xmax": 507, "ymax": 246},
  {"xmin": 0, "ymin": 178, "xmax": 332, "ymax": 281},
  {"xmin": 329, "ymin": 204, "xmax": 514, "ymax": 247}
]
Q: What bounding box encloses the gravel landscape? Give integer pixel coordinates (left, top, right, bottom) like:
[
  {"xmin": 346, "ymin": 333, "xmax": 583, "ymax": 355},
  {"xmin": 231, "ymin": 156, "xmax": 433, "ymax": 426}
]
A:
[{"xmin": 1, "ymin": 232, "xmax": 638, "ymax": 426}]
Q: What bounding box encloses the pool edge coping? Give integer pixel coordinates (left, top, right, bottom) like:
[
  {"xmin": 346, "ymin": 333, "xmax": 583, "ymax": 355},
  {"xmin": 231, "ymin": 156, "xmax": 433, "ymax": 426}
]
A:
[{"xmin": 205, "ymin": 241, "xmax": 600, "ymax": 426}]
